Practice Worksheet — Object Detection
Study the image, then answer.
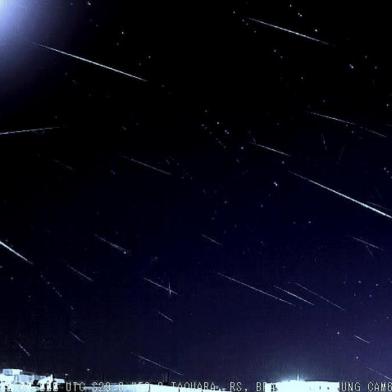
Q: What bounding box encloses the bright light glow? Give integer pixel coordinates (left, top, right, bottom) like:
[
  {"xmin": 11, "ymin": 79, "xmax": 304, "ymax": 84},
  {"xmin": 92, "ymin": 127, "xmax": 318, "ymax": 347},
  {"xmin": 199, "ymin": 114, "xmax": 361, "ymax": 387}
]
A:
[
  {"xmin": 0, "ymin": 0, "xmax": 11, "ymax": 12},
  {"xmin": 0, "ymin": 0, "xmax": 13, "ymax": 34},
  {"xmin": 263, "ymin": 380, "xmax": 340, "ymax": 392},
  {"xmin": 0, "ymin": 1, "xmax": 59, "ymax": 47},
  {"xmin": 0, "ymin": 0, "xmax": 25, "ymax": 42},
  {"xmin": 277, "ymin": 380, "xmax": 306, "ymax": 392}
]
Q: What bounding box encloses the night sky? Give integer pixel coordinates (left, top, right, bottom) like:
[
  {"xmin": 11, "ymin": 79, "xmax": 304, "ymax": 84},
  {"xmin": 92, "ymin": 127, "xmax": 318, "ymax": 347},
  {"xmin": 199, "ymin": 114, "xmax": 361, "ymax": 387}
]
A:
[{"xmin": 2, "ymin": 0, "xmax": 392, "ymax": 386}]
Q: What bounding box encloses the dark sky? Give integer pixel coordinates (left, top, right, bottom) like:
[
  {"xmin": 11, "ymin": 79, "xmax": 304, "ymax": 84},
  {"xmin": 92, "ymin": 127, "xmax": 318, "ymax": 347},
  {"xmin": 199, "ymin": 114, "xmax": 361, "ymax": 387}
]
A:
[{"xmin": 1, "ymin": 0, "xmax": 392, "ymax": 386}]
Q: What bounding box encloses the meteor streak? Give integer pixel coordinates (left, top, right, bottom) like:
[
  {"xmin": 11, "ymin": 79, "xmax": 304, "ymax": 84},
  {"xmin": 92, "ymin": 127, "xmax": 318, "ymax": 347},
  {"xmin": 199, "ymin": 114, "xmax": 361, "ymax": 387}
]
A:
[
  {"xmin": 16, "ymin": 342, "xmax": 31, "ymax": 357},
  {"xmin": 294, "ymin": 283, "xmax": 345, "ymax": 311},
  {"xmin": 309, "ymin": 111, "xmax": 355, "ymax": 126},
  {"xmin": 121, "ymin": 155, "xmax": 172, "ymax": 176},
  {"xmin": 308, "ymin": 111, "xmax": 387, "ymax": 138},
  {"xmin": 354, "ymin": 335, "xmax": 371, "ymax": 344},
  {"xmin": 67, "ymin": 264, "xmax": 94, "ymax": 282},
  {"xmin": 53, "ymin": 159, "xmax": 74, "ymax": 172},
  {"xmin": 274, "ymin": 285, "xmax": 314, "ymax": 306},
  {"xmin": 290, "ymin": 171, "xmax": 392, "ymax": 220},
  {"xmin": 251, "ymin": 142, "xmax": 291, "ymax": 157},
  {"xmin": 35, "ymin": 43, "xmax": 146, "ymax": 82},
  {"xmin": 368, "ymin": 201, "xmax": 392, "ymax": 213},
  {"xmin": 94, "ymin": 234, "xmax": 130, "ymax": 255},
  {"xmin": 201, "ymin": 233, "xmax": 223, "ymax": 246},
  {"xmin": 248, "ymin": 17, "xmax": 330, "ymax": 46},
  {"xmin": 0, "ymin": 126, "xmax": 60, "ymax": 136},
  {"xmin": 158, "ymin": 311, "xmax": 174, "ymax": 323},
  {"xmin": 144, "ymin": 278, "xmax": 178, "ymax": 296},
  {"xmin": 367, "ymin": 367, "xmax": 392, "ymax": 381},
  {"xmin": 351, "ymin": 236, "xmax": 383, "ymax": 251},
  {"xmin": 218, "ymin": 273, "xmax": 295, "ymax": 306},
  {"xmin": 321, "ymin": 133, "xmax": 327, "ymax": 151},
  {"xmin": 0, "ymin": 240, "xmax": 33, "ymax": 265},
  {"xmin": 70, "ymin": 331, "xmax": 85, "ymax": 343},
  {"xmin": 133, "ymin": 353, "xmax": 183, "ymax": 376}
]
